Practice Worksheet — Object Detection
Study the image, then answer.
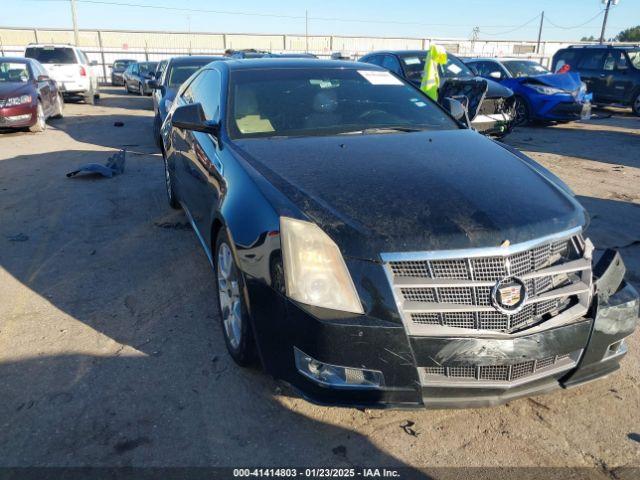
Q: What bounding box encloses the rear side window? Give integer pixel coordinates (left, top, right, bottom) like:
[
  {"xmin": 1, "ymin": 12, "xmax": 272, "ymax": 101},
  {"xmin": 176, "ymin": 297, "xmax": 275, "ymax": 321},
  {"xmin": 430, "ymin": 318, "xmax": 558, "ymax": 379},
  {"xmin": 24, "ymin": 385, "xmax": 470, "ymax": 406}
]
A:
[
  {"xmin": 553, "ymin": 49, "xmax": 579, "ymax": 70},
  {"xmin": 577, "ymin": 51, "xmax": 605, "ymax": 70},
  {"xmin": 381, "ymin": 55, "xmax": 402, "ymax": 75},
  {"xmin": 25, "ymin": 47, "xmax": 77, "ymax": 64}
]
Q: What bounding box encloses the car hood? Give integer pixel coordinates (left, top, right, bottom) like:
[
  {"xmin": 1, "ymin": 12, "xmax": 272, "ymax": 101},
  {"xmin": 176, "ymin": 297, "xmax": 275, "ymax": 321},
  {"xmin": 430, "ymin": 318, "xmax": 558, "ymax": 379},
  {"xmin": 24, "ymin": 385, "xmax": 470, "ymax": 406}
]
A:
[
  {"xmin": 482, "ymin": 77, "xmax": 514, "ymax": 98},
  {"xmin": 515, "ymin": 72, "xmax": 582, "ymax": 92},
  {"xmin": 232, "ymin": 130, "xmax": 586, "ymax": 260},
  {"xmin": 0, "ymin": 82, "xmax": 32, "ymax": 99}
]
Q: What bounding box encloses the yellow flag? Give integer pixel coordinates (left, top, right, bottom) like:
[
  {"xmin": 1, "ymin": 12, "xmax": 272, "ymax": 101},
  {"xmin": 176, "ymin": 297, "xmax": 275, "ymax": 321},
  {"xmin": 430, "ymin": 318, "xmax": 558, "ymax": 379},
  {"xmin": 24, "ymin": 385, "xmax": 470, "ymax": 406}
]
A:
[{"xmin": 420, "ymin": 44, "xmax": 448, "ymax": 101}]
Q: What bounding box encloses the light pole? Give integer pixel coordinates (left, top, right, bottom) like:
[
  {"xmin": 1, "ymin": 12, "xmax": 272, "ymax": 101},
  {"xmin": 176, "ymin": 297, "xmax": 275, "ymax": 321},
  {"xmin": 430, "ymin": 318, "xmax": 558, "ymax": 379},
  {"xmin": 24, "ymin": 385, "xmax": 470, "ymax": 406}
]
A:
[
  {"xmin": 599, "ymin": 0, "xmax": 619, "ymax": 44},
  {"xmin": 70, "ymin": 0, "xmax": 79, "ymax": 46}
]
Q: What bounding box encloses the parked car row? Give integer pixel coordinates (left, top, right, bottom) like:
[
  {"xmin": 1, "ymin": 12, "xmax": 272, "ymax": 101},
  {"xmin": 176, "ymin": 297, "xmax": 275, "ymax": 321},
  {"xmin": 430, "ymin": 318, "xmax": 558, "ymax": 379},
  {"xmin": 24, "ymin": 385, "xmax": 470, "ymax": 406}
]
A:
[{"xmin": 155, "ymin": 56, "xmax": 638, "ymax": 409}]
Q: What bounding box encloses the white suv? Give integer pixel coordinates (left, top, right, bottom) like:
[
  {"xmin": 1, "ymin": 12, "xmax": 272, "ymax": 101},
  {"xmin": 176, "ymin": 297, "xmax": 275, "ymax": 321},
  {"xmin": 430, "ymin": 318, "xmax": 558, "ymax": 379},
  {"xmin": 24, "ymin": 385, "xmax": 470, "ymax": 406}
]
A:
[{"xmin": 24, "ymin": 44, "xmax": 100, "ymax": 104}]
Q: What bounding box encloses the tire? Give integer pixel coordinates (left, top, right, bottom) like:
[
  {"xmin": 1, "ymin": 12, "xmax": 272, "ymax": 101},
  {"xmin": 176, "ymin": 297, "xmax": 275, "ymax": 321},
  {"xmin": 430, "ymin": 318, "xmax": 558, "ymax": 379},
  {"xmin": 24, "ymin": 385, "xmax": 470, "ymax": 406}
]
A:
[
  {"xmin": 513, "ymin": 96, "xmax": 530, "ymax": 126},
  {"xmin": 163, "ymin": 152, "xmax": 180, "ymax": 209},
  {"xmin": 138, "ymin": 83, "xmax": 144, "ymax": 96},
  {"xmin": 154, "ymin": 114, "xmax": 163, "ymax": 151},
  {"xmin": 632, "ymin": 91, "xmax": 640, "ymax": 117},
  {"xmin": 52, "ymin": 94, "xmax": 64, "ymax": 119},
  {"xmin": 214, "ymin": 229, "xmax": 257, "ymax": 367},
  {"xmin": 125, "ymin": 82, "xmax": 130, "ymax": 94},
  {"xmin": 28, "ymin": 101, "xmax": 46, "ymax": 133}
]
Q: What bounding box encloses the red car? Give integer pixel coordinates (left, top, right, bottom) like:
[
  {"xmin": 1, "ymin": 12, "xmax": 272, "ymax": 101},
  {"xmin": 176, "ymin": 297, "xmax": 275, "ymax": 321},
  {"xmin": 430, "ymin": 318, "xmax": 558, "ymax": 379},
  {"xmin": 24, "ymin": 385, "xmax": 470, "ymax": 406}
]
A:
[{"xmin": 0, "ymin": 57, "xmax": 64, "ymax": 133}]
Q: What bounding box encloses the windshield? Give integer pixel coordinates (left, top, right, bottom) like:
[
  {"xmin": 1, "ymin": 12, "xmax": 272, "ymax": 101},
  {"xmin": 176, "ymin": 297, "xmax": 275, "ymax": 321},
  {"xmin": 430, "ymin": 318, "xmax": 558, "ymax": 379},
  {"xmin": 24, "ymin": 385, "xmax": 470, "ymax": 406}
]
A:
[
  {"xmin": 25, "ymin": 47, "xmax": 76, "ymax": 64},
  {"xmin": 627, "ymin": 51, "xmax": 640, "ymax": 69},
  {"xmin": 227, "ymin": 68, "xmax": 457, "ymax": 139},
  {"xmin": 113, "ymin": 60, "xmax": 134, "ymax": 70},
  {"xmin": 167, "ymin": 61, "xmax": 210, "ymax": 87},
  {"xmin": 0, "ymin": 61, "xmax": 31, "ymax": 83},
  {"xmin": 503, "ymin": 60, "xmax": 550, "ymax": 77},
  {"xmin": 139, "ymin": 62, "xmax": 158, "ymax": 74},
  {"xmin": 400, "ymin": 53, "xmax": 474, "ymax": 82}
]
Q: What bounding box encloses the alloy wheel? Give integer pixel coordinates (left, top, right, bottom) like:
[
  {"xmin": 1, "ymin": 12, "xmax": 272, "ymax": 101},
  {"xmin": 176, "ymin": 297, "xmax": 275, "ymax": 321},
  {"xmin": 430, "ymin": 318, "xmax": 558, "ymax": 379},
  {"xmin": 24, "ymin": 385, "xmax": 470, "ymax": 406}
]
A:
[
  {"xmin": 37, "ymin": 103, "xmax": 45, "ymax": 129},
  {"xmin": 634, "ymin": 94, "xmax": 640, "ymax": 115},
  {"xmin": 217, "ymin": 243, "xmax": 243, "ymax": 350},
  {"xmin": 514, "ymin": 98, "xmax": 528, "ymax": 126},
  {"xmin": 139, "ymin": 83, "xmax": 144, "ymax": 96}
]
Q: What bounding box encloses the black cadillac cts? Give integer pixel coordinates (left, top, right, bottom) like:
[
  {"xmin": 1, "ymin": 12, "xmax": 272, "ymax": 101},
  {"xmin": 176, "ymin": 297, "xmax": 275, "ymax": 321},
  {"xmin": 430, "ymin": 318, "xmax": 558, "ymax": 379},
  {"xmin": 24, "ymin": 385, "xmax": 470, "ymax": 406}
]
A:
[{"xmin": 161, "ymin": 59, "xmax": 639, "ymax": 408}]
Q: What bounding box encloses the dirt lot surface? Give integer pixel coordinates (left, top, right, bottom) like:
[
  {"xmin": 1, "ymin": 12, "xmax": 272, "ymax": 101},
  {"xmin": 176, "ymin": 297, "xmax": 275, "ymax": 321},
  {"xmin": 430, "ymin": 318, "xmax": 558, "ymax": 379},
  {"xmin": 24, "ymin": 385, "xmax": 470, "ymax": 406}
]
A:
[{"xmin": 1, "ymin": 89, "xmax": 639, "ymax": 477}]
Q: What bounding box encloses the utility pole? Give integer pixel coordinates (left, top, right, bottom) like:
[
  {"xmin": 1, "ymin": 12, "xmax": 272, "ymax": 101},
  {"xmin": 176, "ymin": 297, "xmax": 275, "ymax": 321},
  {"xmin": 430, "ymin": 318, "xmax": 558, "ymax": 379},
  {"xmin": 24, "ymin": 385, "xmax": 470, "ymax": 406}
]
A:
[
  {"xmin": 600, "ymin": 0, "xmax": 619, "ymax": 44},
  {"xmin": 536, "ymin": 11, "xmax": 544, "ymax": 54},
  {"xmin": 70, "ymin": 0, "xmax": 79, "ymax": 46},
  {"xmin": 305, "ymin": 10, "xmax": 309, "ymax": 53}
]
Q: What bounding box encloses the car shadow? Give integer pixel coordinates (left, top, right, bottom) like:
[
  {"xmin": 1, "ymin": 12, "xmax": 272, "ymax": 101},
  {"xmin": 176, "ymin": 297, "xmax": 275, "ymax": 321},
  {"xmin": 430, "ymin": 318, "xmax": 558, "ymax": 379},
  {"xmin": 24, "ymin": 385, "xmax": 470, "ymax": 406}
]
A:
[
  {"xmin": 506, "ymin": 113, "xmax": 640, "ymax": 169},
  {"xmin": 0, "ymin": 148, "xmax": 429, "ymax": 474}
]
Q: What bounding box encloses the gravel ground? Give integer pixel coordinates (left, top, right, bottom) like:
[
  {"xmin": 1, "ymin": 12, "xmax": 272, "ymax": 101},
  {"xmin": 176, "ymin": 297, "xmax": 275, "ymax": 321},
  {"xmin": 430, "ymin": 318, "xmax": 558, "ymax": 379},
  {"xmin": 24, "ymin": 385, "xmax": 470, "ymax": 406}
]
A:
[{"xmin": 0, "ymin": 89, "xmax": 639, "ymax": 478}]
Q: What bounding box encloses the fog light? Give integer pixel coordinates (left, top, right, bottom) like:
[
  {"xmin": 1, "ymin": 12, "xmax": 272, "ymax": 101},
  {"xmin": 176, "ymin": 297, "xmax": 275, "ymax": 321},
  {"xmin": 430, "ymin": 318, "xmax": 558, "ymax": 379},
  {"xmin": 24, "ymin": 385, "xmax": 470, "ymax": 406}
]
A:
[
  {"xmin": 603, "ymin": 339, "xmax": 627, "ymax": 360},
  {"xmin": 5, "ymin": 114, "xmax": 31, "ymax": 122},
  {"xmin": 294, "ymin": 347, "xmax": 383, "ymax": 389}
]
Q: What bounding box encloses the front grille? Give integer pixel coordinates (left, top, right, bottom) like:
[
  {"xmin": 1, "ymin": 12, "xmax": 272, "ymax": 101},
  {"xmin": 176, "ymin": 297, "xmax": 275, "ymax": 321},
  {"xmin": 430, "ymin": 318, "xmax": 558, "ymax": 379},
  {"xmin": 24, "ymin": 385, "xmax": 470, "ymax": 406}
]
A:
[
  {"xmin": 422, "ymin": 351, "xmax": 580, "ymax": 384},
  {"xmin": 384, "ymin": 230, "xmax": 592, "ymax": 335},
  {"xmin": 477, "ymin": 96, "xmax": 516, "ymax": 117}
]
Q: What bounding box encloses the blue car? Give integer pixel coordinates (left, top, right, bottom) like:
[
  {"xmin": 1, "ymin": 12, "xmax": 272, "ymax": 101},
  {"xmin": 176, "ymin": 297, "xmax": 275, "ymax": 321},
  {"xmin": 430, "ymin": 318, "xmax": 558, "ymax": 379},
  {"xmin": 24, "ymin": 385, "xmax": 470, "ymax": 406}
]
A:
[{"xmin": 465, "ymin": 58, "xmax": 591, "ymax": 125}]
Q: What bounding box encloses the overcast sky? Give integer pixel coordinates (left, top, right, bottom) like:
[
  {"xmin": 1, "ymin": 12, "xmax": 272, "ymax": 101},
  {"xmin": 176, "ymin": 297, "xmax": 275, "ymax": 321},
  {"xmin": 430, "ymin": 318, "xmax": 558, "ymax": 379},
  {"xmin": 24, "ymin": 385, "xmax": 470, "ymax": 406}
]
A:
[{"xmin": 2, "ymin": 0, "xmax": 638, "ymax": 41}]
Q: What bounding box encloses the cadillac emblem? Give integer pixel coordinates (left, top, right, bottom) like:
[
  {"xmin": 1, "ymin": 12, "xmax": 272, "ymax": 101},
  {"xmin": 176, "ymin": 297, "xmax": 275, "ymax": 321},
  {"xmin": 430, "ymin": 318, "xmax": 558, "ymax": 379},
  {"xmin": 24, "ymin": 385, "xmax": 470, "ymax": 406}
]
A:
[{"xmin": 491, "ymin": 277, "xmax": 527, "ymax": 314}]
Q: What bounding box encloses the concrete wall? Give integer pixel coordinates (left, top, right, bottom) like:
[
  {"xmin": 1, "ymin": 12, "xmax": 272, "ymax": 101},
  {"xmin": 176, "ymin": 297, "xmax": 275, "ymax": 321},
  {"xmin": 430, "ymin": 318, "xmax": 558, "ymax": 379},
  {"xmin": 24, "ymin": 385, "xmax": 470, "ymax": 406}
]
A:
[{"xmin": 2, "ymin": 26, "xmax": 636, "ymax": 80}]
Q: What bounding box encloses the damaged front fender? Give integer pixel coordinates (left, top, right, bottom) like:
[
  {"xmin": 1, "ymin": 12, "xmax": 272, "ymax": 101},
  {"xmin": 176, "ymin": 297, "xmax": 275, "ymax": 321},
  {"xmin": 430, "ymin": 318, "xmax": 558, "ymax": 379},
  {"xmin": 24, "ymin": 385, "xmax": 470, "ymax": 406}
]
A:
[{"xmin": 562, "ymin": 250, "xmax": 639, "ymax": 388}]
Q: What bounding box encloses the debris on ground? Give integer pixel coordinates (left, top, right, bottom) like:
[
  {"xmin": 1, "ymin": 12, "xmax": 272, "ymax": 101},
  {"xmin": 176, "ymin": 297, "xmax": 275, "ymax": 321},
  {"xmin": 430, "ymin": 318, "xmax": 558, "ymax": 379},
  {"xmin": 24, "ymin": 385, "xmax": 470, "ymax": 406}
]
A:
[
  {"xmin": 66, "ymin": 149, "xmax": 126, "ymax": 178},
  {"xmin": 400, "ymin": 420, "xmax": 420, "ymax": 437},
  {"xmin": 7, "ymin": 233, "xmax": 29, "ymax": 242},
  {"xmin": 154, "ymin": 221, "xmax": 191, "ymax": 230}
]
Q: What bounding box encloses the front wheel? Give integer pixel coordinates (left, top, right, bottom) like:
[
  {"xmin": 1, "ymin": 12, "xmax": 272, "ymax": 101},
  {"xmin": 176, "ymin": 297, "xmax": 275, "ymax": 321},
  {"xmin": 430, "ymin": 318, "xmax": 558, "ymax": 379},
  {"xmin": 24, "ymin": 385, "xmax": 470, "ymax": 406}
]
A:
[
  {"xmin": 632, "ymin": 92, "xmax": 640, "ymax": 116},
  {"xmin": 52, "ymin": 94, "xmax": 64, "ymax": 119},
  {"xmin": 215, "ymin": 230, "xmax": 256, "ymax": 367},
  {"xmin": 28, "ymin": 101, "xmax": 46, "ymax": 133},
  {"xmin": 163, "ymin": 153, "xmax": 180, "ymax": 209},
  {"xmin": 138, "ymin": 83, "xmax": 144, "ymax": 96},
  {"xmin": 513, "ymin": 96, "xmax": 530, "ymax": 126}
]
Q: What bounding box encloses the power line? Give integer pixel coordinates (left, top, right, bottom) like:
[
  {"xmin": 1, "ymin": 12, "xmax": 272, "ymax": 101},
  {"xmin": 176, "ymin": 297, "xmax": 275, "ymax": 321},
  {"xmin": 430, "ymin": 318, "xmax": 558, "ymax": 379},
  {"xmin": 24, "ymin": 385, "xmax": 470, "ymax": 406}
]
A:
[
  {"xmin": 481, "ymin": 14, "xmax": 541, "ymax": 37},
  {"xmin": 23, "ymin": 0, "xmax": 575, "ymax": 31},
  {"xmin": 545, "ymin": 10, "xmax": 604, "ymax": 30}
]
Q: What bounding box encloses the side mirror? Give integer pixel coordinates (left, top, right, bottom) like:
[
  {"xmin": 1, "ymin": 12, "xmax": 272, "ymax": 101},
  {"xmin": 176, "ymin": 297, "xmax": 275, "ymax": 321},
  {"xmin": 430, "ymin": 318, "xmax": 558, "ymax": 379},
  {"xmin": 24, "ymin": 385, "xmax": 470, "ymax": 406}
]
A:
[
  {"xmin": 37, "ymin": 74, "xmax": 49, "ymax": 82},
  {"xmin": 172, "ymin": 103, "xmax": 219, "ymax": 134},
  {"xmin": 489, "ymin": 71, "xmax": 502, "ymax": 80},
  {"xmin": 441, "ymin": 97, "xmax": 467, "ymax": 122}
]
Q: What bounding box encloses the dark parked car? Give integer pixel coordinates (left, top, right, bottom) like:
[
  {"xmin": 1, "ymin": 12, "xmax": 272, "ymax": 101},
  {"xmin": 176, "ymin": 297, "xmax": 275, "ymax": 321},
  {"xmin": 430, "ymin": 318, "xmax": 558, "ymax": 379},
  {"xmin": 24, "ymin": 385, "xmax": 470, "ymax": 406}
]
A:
[
  {"xmin": 161, "ymin": 58, "xmax": 638, "ymax": 408},
  {"xmin": 466, "ymin": 58, "xmax": 591, "ymax": 125},
  {"xmin": 150, "ymin": 55, "xmax": 225, "ymax": 149},
  {"xmin": 359, "ymin": 50, "xmax": 515, "ymax": 136},
  {"xmin": 0, "ymin": 57, "xmax": 63, "ymax": 132},
  {"xmin": 123, "ymin": 61, "xmax": 158, "ymax": 96},
  {"xmin": 552, "ymin": 45, "xmax": 640, "ymax": 116},
  {"xmin": 111, "ymin": 58, "xmax": 136, "ymax": 86},
  {"xmin": 225, "ymin": 49, "xmax": 270, "ymax": 59}
]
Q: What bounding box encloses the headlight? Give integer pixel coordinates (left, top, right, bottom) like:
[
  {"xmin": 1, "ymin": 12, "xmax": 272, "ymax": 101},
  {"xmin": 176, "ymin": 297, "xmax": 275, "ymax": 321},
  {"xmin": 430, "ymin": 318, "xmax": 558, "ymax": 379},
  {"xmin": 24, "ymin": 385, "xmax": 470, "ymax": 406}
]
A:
[
  {"xmin": 163, "ymin": 98, "xmax": 173, "ymax": 112},
  {"xmin": 280, "ymin": 217, "xmax": 364, "ymax": 314},
  {"xmin": 4, "ymin": 94, "xmax": 32, "ymax": 107},
  {"xmin": 523, "ymin": 83, "xmax": 565, "ymax": 95}
]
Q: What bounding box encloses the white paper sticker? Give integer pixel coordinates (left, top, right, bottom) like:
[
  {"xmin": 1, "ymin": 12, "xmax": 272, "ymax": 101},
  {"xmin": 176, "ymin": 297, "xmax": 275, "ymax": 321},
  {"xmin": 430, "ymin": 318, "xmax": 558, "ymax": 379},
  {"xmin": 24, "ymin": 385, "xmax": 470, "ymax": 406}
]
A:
[
  {"xmin": 415, "ymin": 101, "xmax": 427, "ymax": 107},
  {"xmin": 404, "ymin": 57, "xmax": 422, "ymax": 65},
  {"xmin": 358, "ymin": 70, "xmax": 403, "ymax": 86},
  {"xmin": 447, "ymin": 63, "xmax": 462, "ymax": 75}
]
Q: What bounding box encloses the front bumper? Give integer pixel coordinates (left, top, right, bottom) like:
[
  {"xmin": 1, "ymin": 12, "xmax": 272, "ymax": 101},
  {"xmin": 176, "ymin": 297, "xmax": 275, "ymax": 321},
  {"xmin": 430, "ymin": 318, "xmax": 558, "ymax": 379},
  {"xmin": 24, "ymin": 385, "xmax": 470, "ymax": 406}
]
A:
[
  {"xmin": 530, "ymin": 93, "xmax": 589, "ymax": 121},
  {"xmin": 246, "ymin": 251, "xmax": 638, "ymax": 408},
  {"xmin": 0, "ymin": 103, "xmax": 36, "ymax": 128},
  {"xmin": 111, "ymin": 73, "xmax": 124, "ymax": 85}
]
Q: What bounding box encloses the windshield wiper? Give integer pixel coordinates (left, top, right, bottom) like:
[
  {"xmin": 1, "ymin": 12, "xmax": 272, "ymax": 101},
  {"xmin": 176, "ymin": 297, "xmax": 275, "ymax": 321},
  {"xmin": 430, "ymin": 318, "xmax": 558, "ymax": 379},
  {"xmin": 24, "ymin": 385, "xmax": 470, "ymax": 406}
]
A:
[{"xmin": 337, "ymin": 126, "xmax": 425, "ymax": 135}]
